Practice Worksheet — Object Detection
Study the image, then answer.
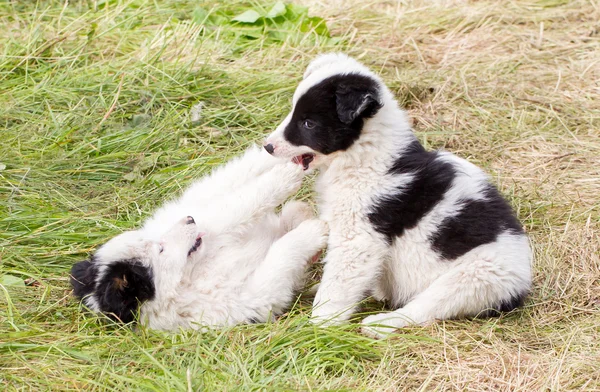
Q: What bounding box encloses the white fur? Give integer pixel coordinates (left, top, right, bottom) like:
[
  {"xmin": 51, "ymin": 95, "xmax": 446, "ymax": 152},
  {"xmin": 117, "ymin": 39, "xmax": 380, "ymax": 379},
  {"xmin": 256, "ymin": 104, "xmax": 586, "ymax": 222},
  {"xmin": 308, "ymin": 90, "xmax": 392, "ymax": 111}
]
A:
[
  {"xmin": 88, "ymin": 146, "xmax": 328, "ymax": 331},
  {"xmin": 266, "ymin": 53, "xmax": 532, "ymax": 338}
]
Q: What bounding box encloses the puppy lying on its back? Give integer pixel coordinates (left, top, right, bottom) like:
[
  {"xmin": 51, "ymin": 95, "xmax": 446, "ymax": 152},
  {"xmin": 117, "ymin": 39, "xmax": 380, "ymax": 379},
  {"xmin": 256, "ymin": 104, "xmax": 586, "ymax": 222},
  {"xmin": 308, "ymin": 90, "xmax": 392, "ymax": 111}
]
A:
[{"xmin": 71, "ymin": 146, "xmax": 328, "ymax": 330}]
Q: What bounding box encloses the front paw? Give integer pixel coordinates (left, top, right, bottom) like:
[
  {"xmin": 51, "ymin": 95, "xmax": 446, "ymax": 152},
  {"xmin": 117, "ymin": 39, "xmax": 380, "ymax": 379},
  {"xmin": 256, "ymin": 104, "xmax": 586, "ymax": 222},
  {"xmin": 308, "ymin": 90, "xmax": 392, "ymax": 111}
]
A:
[
  {"xmin": 361, "ymin": 312, "xmax": 407, "ymax": 339},
  {"xmin": 296, "ymin": 219, "xmax": 329, "ymax": 251},
  {"xmin": 271, "ymin": 163, "xmax": 304, "ymax": 195},
  {"xmin": 280, "ymin": 201, "xmax": 314, "ymax": 231},
  {"xmin": 255, "ymin": 147, "xmax": 286, "ymax": 173}
]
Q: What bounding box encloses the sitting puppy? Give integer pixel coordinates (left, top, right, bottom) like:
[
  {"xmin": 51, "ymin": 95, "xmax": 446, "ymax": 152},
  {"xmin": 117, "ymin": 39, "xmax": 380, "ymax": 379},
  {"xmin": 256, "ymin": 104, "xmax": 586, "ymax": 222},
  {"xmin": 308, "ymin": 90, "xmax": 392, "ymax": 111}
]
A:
[
  {"xmin": 70, "ymin": 146, "xmax": 328, "ymax": 330},
  {"xmin": 264, "ymin": 53, "xmax": 532, "ymax": 338}
]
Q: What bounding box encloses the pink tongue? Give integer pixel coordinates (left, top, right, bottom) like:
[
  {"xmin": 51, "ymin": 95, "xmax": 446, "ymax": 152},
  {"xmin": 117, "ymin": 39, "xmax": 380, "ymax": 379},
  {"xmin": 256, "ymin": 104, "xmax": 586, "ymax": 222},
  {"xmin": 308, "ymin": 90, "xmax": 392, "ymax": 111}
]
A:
[{"xmin": 292, "ymin": 156, "xmax": 303, "ymax": 165}]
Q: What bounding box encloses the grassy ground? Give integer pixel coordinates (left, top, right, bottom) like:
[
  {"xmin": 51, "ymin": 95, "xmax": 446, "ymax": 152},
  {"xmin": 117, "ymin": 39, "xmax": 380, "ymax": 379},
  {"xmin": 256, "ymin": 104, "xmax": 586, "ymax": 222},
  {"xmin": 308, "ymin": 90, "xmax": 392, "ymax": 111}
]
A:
[{"xmin": 1, "ymin": 0, "xmax": 599, "ymax": 390}]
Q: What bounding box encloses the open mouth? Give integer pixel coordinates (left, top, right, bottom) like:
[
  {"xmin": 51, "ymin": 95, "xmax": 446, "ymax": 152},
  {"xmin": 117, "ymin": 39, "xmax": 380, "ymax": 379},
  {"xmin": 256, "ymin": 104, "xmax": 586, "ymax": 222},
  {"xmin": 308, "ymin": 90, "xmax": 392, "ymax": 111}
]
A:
[
  {"xmin": 188, "ymin": 235, "xmax": 203, "ymax": 256},
  {"xmin": 292, "ymin": 153, "xmax": 315, "ymax": 170}
]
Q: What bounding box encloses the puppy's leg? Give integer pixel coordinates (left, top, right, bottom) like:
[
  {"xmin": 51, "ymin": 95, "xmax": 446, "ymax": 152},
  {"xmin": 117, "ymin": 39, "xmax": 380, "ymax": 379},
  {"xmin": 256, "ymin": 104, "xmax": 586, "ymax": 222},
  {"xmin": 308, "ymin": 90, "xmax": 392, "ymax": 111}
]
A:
[
  {"xmin": 245, "ymin": 219, "xmax": 329, "ymax": 318},
  {"xmin": 182, "ymin": 145, "xmax": 282, "ymax": 204},
  {"xmin": 311, "ymin": 234, "xmax": 389, "ymax": 325},
  {"xmin": 279, "ymin": 201, "xmax": 314, "ymax": 233},
  {"xmin": 215, "ymin": 144, "xmax": 284, "ymax": 182},
  {"xmin": 361, "ymin": 254, "xmax": 531, "ymax": 339},
  {"xmin": 206, "ymin": 163, "xmax": 305, "ymax": 233}
]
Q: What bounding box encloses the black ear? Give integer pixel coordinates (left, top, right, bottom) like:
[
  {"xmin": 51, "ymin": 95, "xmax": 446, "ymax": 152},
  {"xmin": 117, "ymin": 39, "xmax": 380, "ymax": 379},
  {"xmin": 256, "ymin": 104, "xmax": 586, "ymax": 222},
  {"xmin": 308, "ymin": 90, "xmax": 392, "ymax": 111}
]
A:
[
  {"xmin": 335, "ymin": 83, "xmax": 382, "ymax": 124},
  {"xmin": 95, "ymin": 260, "xmax": 155, "ymax": 323},
  {"xmin": 70, "ymin": 260, "xmax": 98, "ymax": 299}
]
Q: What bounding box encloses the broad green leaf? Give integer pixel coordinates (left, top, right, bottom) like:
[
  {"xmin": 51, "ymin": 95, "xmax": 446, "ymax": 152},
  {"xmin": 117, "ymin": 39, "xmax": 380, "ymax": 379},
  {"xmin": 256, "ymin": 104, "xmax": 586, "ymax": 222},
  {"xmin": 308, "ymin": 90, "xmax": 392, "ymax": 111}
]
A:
[
  {"xmin": 123, "ymin": 171, "xmax": 142, "ymax": 182},
  {"xmin": 211, "ymin": 15, "xmax": 228, "ymax": 26},
  {"xmin": 238, "ymin": 27, "xmax": 265, "ymax": 39},
  {"xmin": 328, "ymin": 36, "xmax": 344, "ymax": 45},
  {"xmin": 301, "ymin": 16, "xmax": 330, "ymax": 37},
  {"xmin": 267, "ymin": 1, "xmax": 286, "ymax": 18},
  {"xmin": 87, "ymin": 22, "xmax": 97, "ymax": 40},
  {"xmin": 536, "ymin": 0, "xmax": 569, "ymax": 7},
  {"xmin": 192, "ymin": 7, "xmax": 210, "ymax": 25},
  {"xmin": 232, "ymin": 10, "xmax": 261, "ymax": 24},
  {"xmin": 0, "ymin": 275, "xmax": 25, "ymax": 287},
  {"xmin": 193, "ymin": 8, "xmax": 228, "ymax": 26},
  {"xmin": 131, "ymin": 114, "xmax": 152, "ymax": 127},
  {"xmin": 268, "ymin": 30, "xmax": 289, "ymax": 42},
  {"xmin": 96, "ymin": 0, "xmax": 117, "ymax": 9},
  {"xmin": 285, "ymin": 3, "xmax": 308, "ymax": 20},
  {"xmin": 136, "ymin": 155, "xmax": 155, "ymax": 171}
]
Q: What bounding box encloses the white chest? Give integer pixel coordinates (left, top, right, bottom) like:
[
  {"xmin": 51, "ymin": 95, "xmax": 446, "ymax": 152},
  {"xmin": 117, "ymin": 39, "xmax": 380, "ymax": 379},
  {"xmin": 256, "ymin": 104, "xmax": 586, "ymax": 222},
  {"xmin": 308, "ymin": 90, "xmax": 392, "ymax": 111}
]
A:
[{"xmin": 315, "ymin": 165, "xmax": 395, "ymax": 245}]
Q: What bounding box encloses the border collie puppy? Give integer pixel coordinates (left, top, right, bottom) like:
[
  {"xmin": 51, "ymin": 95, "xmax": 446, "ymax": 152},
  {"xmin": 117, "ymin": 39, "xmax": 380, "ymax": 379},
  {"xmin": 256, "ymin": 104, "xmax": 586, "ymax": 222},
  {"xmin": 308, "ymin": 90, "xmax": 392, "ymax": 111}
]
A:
[
  {"xmin": 264, "ymin": 53, "xmax": 532, "ymax": 338},
  {"xmin": 70, "ymin": 146, "xmax": 328, "ymax": 330}
]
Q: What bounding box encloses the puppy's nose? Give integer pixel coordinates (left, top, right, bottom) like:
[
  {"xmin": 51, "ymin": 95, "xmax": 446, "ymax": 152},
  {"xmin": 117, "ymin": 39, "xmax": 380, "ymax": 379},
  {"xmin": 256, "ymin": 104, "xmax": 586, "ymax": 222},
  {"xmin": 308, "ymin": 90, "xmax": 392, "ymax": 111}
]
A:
[
  {"xmin": 186, "ymin": 216, "xmax": 195, "ymax": 225},
  {"xmin": 263, "ymin": 143, "xmax": 274, "ymax": 155}
]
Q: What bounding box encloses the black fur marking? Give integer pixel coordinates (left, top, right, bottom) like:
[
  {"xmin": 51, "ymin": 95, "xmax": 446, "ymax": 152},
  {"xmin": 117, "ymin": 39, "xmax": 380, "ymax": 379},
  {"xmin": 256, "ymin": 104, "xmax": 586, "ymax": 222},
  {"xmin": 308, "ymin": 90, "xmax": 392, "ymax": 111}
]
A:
[
  {"xmin": 188, "ymin": 237, "xmax": 202, "ymax": 256},
  {"xmin": 368, "ymin": 141, "xmax": 456, "ymax": 244},
  {"xmin": 429, "ymin": 184, "xmax": 524, "ymax": 260},
  {"xmin": 479, "ymin": 290, "xmax": 528, "ymax": 318},
  {"xmin": 283, "ymin": 73, "xmax": 382, "ymax": 155},
  {"xmin": 94, "ymin": 259, "xmax": 155, "ymax": 323},
  {"xmin": 70, "ymin": 259, "xmax": 98, "ymax": 299}
]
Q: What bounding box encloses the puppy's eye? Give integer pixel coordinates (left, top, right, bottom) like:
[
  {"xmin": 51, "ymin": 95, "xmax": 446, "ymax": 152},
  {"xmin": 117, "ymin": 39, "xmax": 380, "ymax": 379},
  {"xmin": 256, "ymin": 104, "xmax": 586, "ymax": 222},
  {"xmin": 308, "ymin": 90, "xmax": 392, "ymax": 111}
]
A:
[
  {"xmin": 158, "ymin": 244, "xmax": 164, "ymax": 253},
  {"xmin": 302, "ymin": 120, "xmax": 316, "ymax": 129}
]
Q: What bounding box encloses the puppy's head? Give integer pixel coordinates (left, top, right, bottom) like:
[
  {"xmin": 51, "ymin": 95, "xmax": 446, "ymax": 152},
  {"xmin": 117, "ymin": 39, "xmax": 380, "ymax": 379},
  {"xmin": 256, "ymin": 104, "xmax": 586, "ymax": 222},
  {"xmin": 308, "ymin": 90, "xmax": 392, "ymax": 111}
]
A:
[
  {"xmin": 71, "ymin": 216, "xmax": 204, "ymax": 323},
  {"xmin": 264, "ymin": 53, "xmax": 384, "ymax": 170}
]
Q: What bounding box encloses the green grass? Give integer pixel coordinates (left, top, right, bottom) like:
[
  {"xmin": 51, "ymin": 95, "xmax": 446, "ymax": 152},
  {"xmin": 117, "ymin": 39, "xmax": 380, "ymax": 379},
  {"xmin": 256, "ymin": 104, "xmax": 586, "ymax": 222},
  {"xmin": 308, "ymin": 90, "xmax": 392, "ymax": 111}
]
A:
[{"xmin": 1, "ymin": 0, "xmax": 599, "ymax": 390}]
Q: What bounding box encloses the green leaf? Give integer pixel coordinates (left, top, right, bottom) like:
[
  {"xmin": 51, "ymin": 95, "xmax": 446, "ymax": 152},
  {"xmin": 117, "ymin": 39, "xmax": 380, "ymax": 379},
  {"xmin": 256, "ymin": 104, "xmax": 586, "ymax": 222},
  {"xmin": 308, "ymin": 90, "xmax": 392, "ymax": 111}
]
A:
[
  {"xmin": 87, "ymin": 22, "xmax": 97, "ymax": 40},
  {"xmin": 123, "ymin": 171, "xmax": 142, "ymax": 182},
  {"xmin": 138, "ymin": 156, "xmax": 156, "ymax": 171},
  {"xmin": 192, "ymin": 8, "xmax": 228, "ymax": 26},
  {"xmin": 238, "ymin": 27, "xmax": 265, "ymax": 39},
  {"xmin": 232, "ymin": 9, "xmax": 261, "ymax": 24},
  {"xmin": 0, "ymin": 275, "xmax": 25, "ymax": 287},
  {"xmin": 328, "ymin": 36, "xmax": 344, "ymax": 45},
  {"xmin": 301, "ymin": 16, "xmax": 329, "ymax": 37},
  {"xmin": 285, "ymin": 4, "xmax": 308, "ymax": 20},
  {"xmin": 96, "ymin": 0, "xmax": 117, "ymax": 10},
  {"xmin": 268, "ymin": 30, "xmax": 289, "ymax": 42},
  {"xmin": 131, "ymin": 113, "xmax": 152, "ymax": 127},
  {"xmin": 211, "ymin": 15, "xmax": 228, "ymax": 26},
  {"xmin": 266, "ymin": 1, "xmax": 286, "ymax": 18},
  {"xmin": 192, "ymin": 7, "xmax": 210, "ymax": 25}
]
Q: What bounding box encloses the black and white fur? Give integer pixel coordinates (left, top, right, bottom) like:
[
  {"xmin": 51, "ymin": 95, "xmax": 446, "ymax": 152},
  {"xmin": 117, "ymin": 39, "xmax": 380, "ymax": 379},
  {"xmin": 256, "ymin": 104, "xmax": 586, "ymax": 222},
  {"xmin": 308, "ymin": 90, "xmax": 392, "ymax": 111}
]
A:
[
  {"xmin": 264, "ymin": 53, "xmax": 532, "ymax": 338},
  {"xmin": 71, "ymin": 147, "xmax": 328, "ymax": 330}
]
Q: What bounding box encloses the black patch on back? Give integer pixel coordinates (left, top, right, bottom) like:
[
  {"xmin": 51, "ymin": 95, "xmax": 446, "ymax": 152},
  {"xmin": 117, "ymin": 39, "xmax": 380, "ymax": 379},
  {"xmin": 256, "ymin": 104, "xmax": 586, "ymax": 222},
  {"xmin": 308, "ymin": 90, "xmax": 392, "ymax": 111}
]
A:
[
  {"xmin": 429, "ymin": 184, "xmax": 524, "ymax": 260},
  {"xmin": 368, "ymin": 141, "xmax": 456, "ymax": 243},
  {"xmin": 479, "ymin": 290, "xmax": 528, "ymax": 318},
  {"xmin": 284, "ymin": 73, "xmax": 382, "ymax": 154},
  {"xmin": 94, "ymin": 259, "xmax": 155, "ymax": 323},
  {"xmin": 70, "ymin": 259, "xmax": 98, "ymax": 299}
]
